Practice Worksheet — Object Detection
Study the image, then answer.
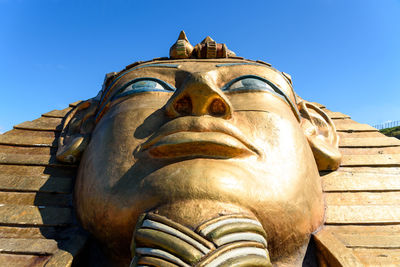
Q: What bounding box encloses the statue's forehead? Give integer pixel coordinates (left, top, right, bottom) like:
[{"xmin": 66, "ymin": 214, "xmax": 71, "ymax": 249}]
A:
[{"xmin": 108, "ymin": 60, "xmax": 295, "ymax": 100}]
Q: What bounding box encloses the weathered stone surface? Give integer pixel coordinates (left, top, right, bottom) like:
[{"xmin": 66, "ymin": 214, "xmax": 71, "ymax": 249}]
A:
[
  {"xmin": 0, "ymin": 192, "xmax": 71, "ymax": 206},
  {"xmin": 339, "ymin": 137, "xmax": 400, "ymax": 147},
  {"xmin": 352, "ymin": 248, "xmax": 400, "ymax": 266},
  {"xmin": 325, "ymin": 205, "xmax": 400, "ymax": 224},
  {"xmin": 314, "ymin": 230, "xmax": 363, "ymax": 266},
  {"xmin": 321, "ymin": 168, "xmax": 400, "ymax": 192},
  {"xmin": 0, "ymin": 145, "xmax": 54, "ymax": 155},
  {"xmin": 341, "ymin": 154, "xmax": 400, "ymax": 166},
  {"xmin": 337, "ymin": 233, "xmax": 400, "ymax": 248},
  {"xmin": 14, "ymin": 117, "xmax": 63, "ymax": 131},
  {"xmin": 309, "ymin": 102, "xmax": 325, "ymax": 109},
  {"xmin": 0, "ymin": 174, "xmax": 73, "ymax": 193},
  {"xmin": 0, "ymin": 254, "xmax": 50, "ymax": 267},
  {"xmin": 340, "ymin": 147, "xmax": 400, "ymax": 155},
  {"xmin": 0, "ymin": 153, "xmax": 75, "ymax": 167},
  {"xmin": 69, "ymin": 101, "xmax": 83, "ymax": 107},
  {"xmin": 334, "ymin": 119, "xmax": 377, "ymax": 132},
  {"xmin": 324, "ymin": 110, "xmax": 351, "ymax": 120},
  {"xmin": 325, "ymin": 225, "xmax": 400, "ymax": 235},
  {"xmin": 45, "ymin": 233, "xmax": 88, "ymax": 267},
  {"xmin": 0, "ymin": 226, "xmax": 63, "ymax": 239},
  {"xmin": 0, "ymin": 129, "xmax": 58, "ymax": 147},
  {"xmin": 0, "ymin": 238, "xmax": 58, "ymax": 255},
  {"xmin": 325, "ymin": 192, "xmax": 400, "ymax": 205},
  {"xmin": 0, "ymin": 164, "xmax": 76, "ymax": 178},
  {"xmin": 338, "ymin": 131, "xmax": 384, "ymax": 138},
  {"xmin": 336, "ymin": 167, "xmax": 400, "ymax": 174},
  {"xmin": 321, "ymin": 226, "xmax": 400, "ymax": 264},
  {"xmin": 42, "ymin": 107, "xmax": 73, "ymax": 118},
  {"xmin": 0, "ymin": 205, "xmax": 72, "ymax": 226}
]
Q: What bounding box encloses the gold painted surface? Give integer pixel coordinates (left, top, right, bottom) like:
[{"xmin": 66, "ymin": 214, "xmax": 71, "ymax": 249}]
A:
[
  {"xmin": 52, "ymin": 35, "xmax": 350, "ymax": 265},
  {"xmin": 169, "ymin": 31, "xmax": 194, "ymax": 59},
  {"xmin": 75, "ymin": 61, "xmax": 323, "ymax": 266},
  {"xmin": 55, "ymin": 49, "xmax": 343, "ymax": 265}
]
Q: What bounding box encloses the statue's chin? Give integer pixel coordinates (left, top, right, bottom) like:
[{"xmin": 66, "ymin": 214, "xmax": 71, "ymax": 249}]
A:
[{"xmin": 153, "ymin": 200, "xmax": 254, "ymax": 229}]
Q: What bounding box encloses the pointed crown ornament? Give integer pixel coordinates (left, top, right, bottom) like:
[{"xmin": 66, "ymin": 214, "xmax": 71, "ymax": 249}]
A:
[{"xmin": 169, "ymin": 31, "xmax": 236, "ymax": 59}]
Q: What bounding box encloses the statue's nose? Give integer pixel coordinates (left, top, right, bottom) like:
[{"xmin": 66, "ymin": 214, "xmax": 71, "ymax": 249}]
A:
[{"xmin": 165, "ymin": 73, "xmax": 232, "ymax": 119}]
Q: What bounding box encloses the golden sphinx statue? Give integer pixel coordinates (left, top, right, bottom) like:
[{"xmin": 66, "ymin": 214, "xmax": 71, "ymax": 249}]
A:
[
  {"xmin": 57, "ymin": 31, "xmax": 341, "ymax": 266},
  {"xmin": 1, "ymin": 31, "xmax": 399, "ymax": 267}
]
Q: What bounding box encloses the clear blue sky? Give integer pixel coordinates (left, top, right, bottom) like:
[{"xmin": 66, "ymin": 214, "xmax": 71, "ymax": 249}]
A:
[{"xmin": 1, "ymin": 0, "xmax": 399, "ymax": 133}]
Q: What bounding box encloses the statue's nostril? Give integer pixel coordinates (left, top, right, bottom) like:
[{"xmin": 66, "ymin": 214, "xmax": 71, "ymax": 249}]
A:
[
  {"xmin": 209, "ymin": 98, "xmax": 226, "ymax": 116},
  {"xmin": 174, "ymin": 95, "xmax": 192, "ymax": 115}
]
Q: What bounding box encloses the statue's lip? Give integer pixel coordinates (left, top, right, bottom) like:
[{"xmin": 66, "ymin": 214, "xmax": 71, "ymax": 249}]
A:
[{"xmin": 141, "ymin": 117, "xmax": 262, "ymax": 158}]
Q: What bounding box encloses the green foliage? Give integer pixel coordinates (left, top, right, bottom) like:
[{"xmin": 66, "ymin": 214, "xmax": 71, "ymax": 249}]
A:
[{"xmin": 380, "ymin": 126, "xmax": 400, "ymax": 139}]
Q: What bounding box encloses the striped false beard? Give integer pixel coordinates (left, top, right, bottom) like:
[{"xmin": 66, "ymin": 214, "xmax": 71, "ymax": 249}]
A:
[{"xmin": 131, "ymin": 212, "xmax": 272, "ymax": 267}]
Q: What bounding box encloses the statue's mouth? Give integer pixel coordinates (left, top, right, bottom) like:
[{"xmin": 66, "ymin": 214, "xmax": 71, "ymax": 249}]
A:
[
  {"xmin": 145, "ymin": 131, "xmax": 256, "ymax": 158},
  {"xmin": 141, "ymin": 116, "xmax": 261, "ymax": 159}
]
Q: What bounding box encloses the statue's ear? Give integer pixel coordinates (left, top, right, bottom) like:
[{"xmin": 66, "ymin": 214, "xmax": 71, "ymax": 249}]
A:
[
  {"xmin": 56, "ymin": 99, "xmax": 99, "ymax": 163},
  {"xmin": 298, "ymin": 101, "xmax": 341, "ymax": 171}
]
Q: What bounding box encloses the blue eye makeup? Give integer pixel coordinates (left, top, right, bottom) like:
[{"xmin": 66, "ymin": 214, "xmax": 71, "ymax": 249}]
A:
[
  {"xmin": 111, "ymin": 77, "xmax": 175, "ymax": 101},
  {"xmin": 223, "ymin": 75, "xmax": 301, "ymax": 121},
  {"xmin": 95, "ymin": 77, "xmax": 175, "ymax": 122},
  {"xmin": 225, "ymin": 77, "xmax": 276, "ymax": 93},
  {"xmin": 99, "ymin": 63, "xmax": 180, "ymax": 104},
  {"xmin": 96, "ymin": 74, "xmax": 301, "ymax": 124},
  {"xmin": 222, "ymin": 75, "xmax": 286, "ymax": 99}
]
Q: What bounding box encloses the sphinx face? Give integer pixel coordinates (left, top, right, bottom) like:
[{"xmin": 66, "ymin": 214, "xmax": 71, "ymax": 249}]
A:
[{"xmin": 75, "ymin": 60, "xmax": 324, "ymax": 262}]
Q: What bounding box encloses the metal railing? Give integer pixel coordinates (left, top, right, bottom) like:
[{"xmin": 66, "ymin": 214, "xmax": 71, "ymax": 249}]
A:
[{"xmin": 373, "ymin": 120, "xmax": 400, "ymax": 130}]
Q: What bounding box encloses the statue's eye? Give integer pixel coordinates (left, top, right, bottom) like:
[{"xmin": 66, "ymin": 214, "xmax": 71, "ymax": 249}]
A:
[
  {"xmin": 224, "ymin": 77, "xmax": 276, "ymax": 93},
  {"xmin": 113, "ymin": 78, "xmax": 175, "ymax": 100},
  {"xmin": 223, "ymin": 75, "xmax": 290, "ymax": 103}
]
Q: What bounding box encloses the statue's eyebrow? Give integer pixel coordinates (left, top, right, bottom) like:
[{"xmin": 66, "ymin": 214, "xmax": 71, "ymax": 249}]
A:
[
  {"xmin": 100, "ymin": 63, "xmax": 180, "ymax": 104},
  {"xmin": 215, "ymin": 63, "xmax": 265, "ymax": 68},
  {"xmin": 216, "ymin": 62, "xmax": 298, "ymax": 107}
]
